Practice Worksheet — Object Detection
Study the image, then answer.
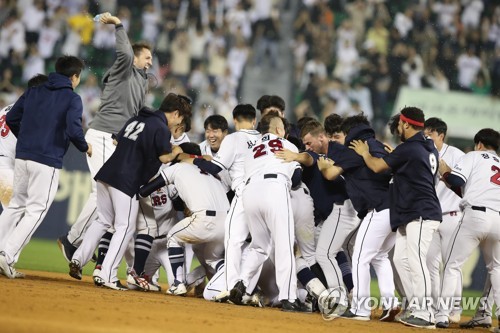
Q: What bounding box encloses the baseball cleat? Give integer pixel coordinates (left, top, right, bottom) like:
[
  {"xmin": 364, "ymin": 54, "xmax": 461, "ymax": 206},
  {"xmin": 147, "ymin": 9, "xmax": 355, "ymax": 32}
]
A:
[
  {"xmin": 69, "ymin": 260, "xmax": 82, "ymax": 280},
  {"xmin": 166, "ymin": 280, "xmax": 187, "ymax": 296},
  {"xmin": 213, "ymin": 290, "xmax": 230, "ymax": 303},
  {"xmin": 459, "ymin": 315, "xmax": 492, "ymax": 328},
  {"xmin": 228, "ymin": 280, "xmax": 246, "ymax": 305},
  {"xmin": 57, "ymin": 236, "xmax": 77, "ymax": 263},
  {"xmin": 126, "ymin": 269, "xmax": 151, "ymax": 291},
  {"xmin": 380, "ymin": 306, "xmax": 401, "ymax": 322},
  {"xmin": 141, "ymin": 273, "xmax": 161, "ymax": 292},
  {"xmin": 242, "ymin": 291, "xmax": 265, "ymax": 308},
  {"xmin": 339, "ymin": 309, "xmax": 370, "ymax": 321},
  {"xmin": 400, "ymin": 315, "xmax": 436, "ymax": 329},
  {"xmin": 0, "ymin": 253, "xmax": 16, "ymax": 279},
  {"xmin": 103, "ymin": 280, "xmax": 128, "ymax": 291},
  {"xmin": 14, "ymin": 270, "xmax": 25, "ymax": 279},
  {"xmin": 92, "ymin": 266, "xmax": 103, "ymax": 286},
  {"xmin": 281, "ymin": 300, "xmax": 312, "ymax": 313},
  {"xmin": 436, "ymin": 321, "xmax": 449, "ymax": 329}
]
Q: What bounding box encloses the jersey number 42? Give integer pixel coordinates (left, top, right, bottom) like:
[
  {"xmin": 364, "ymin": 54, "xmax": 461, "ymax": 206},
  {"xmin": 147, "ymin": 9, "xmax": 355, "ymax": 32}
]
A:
[{"xmin": 123, "ymin": 121, "xmax": 145, "ymax": 141}]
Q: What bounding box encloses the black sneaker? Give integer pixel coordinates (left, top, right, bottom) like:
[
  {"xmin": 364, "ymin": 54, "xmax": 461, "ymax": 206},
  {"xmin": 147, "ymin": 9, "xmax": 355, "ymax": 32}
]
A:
[
  {"xmin": 436, "ymin": 321, "xmax": 449, "ymax": 329},
  {"xmin": 340, "ymin": 309, "xmax": 370, "ymax": 321},
  {"xmin": 401, "ymin": 315, "xmax": 435, "ymax": 329},
  {"xmin": 57, "ymin": 236, "xmax": 77, "ymax": 263},
  {"xmin": 459, "ymin": 315, "xmax": 492, "ymax": 328},
  {"xmin": 380, "ymin": 307, "xmax": 401, "ymax": 322},
  {"xmin": 69, "ymin": 260, "xmax": 82, "ymax": 280},
  {"xmin": 281, "ymin": 300, "xmax": 312, "ymax": 313},
  {"xmin": 228, "ymin": 281, "xmax": 246, "ymax": 305}
]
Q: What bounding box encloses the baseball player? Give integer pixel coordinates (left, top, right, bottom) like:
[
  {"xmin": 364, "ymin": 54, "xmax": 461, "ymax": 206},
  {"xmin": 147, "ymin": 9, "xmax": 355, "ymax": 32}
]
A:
[
  {"xmin": 199, "ymin": 115, "xmax": 231, "ymax": 194},
  {"xmin": 423, "ymin": 117, "xmax": 465, "ymax": 321},
  {"xmin": 350, "ymin": 107, "xmax": 442, "ymax": 329},
  {"xmin": 58, "ymin": 12, "xmax": 152, "ymax": 261},
  {"xmin": 140, "ymin": 142, "xmax": 229, "ymax": 295},
  {"xmin": 324, "ymin": 113, "xmax": 345, "ymax": 143},
  {"xmin": 0, "ymin": 75, "xmax": 46, "ymax": 210},
  {"xmin": 435, "ymin": 128, "xmax": 500, "ymax": 330},
  {"xmin": 316, "ymin": 115, "xmax": 399, "ymax": 321},
  {"xmin": 178, "ymin": 104, "xmax": 261, "ymax": 299},
  {"xmin": 228, "ymin": 113, "xmax": 308, "ymax": 312},
  {"xmin": 67, "ymin": 95, "xmax": 189, "ymax": 290},
  {"xmin": 0, "ymin": 56, "xmax": 91, "ymax": 278},
  {"xmin": 277, "ymin": 120, "xmax": 357, "ymax": 295}
]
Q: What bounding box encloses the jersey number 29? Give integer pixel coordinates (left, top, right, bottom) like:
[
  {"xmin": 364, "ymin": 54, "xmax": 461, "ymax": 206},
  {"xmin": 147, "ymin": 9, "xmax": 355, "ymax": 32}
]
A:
[
  {"xmin": 123, "ymin": 121, "xmax": 145, "ymax": 141},
  {"xmin": 253, "ymin": 139, "xmax": 283, "ymax": 158}
]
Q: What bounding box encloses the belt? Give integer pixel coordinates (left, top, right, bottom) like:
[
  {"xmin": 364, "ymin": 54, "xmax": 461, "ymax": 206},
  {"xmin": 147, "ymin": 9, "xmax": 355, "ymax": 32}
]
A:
[
  {"xmin": 334, "ymin": 201, "xmax": 345, "ymax": 206},
  {"xmin": 246, "ymin": 173, "xmax": 279, "ymax": 185},
  {"xmin": 206, "ymin": 210, "xmax": 216, "ymax": 217},
  {"xmin": 443, "ymin": 211, "xmax": 458, "ymax": 216},
  {"xmin": 471, "ymin": 206, "xmax": 500, "ymax": 215}
]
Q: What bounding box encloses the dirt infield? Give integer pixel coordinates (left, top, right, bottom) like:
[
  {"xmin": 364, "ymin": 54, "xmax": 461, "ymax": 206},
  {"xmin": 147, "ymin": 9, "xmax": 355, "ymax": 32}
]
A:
[{"xmin": 0, "ymin": 270, "xmax": 490, "ymax": 333}]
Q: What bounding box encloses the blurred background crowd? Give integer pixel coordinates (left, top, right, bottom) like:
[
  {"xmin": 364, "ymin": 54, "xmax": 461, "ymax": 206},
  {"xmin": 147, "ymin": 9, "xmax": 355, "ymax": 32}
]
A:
[{"xmin": 0, "ymin": 0, "xmax": 499, "ymax": 141}]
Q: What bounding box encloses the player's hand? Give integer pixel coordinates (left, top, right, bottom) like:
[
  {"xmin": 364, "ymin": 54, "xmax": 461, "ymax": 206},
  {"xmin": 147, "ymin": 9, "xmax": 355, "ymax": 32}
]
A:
[
  {"xmin": 172, "ymin": 145, "xmax": 183, "ymax": 156},
  {"xmin": 349, "ymin": 140, "xmax": 369, "ymax": 156},
  {"xmin": 438, "ymin": 159, "xmax": 451, "ymax": 176},
  {"xmin": 317, "ymin": 156, "xmax": 334, "ymax": 171},
  {"xmin": 97, "ymin": 12, "xmax": 121, "ymax": 25},
  {"xmin": 86, "ymin": 143, "xmax": 92, "ymax": 157},
  {"xmin": 202, "ymin": 154, "xmax": 213, "ymax": 161},
  {"xmin": 383, "ymin": 142, "xmax": 394, "ymax": 153},
  {"xmin": 275, "ymin": 149, "xmax": 298, "ymax": 162}
]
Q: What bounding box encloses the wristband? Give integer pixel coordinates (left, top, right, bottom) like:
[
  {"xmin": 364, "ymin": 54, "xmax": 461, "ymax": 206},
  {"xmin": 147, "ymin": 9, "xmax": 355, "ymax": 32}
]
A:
[{"xmin": 190, "ymin": 154, "xmax": 201, "ymax": 159}]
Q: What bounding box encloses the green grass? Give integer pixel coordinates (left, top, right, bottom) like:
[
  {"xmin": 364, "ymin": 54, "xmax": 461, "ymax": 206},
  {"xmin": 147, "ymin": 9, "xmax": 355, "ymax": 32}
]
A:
[{"xmin": 17, "ymin": 239, "xmax": 488, "ymax": 317}]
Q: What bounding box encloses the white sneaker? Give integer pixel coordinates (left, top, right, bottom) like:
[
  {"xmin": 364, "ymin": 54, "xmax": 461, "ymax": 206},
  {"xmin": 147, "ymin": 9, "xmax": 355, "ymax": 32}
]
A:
[
  {"xmin": 103, "ymin": 280, "xmax": 128, "ymax": 291},
  {"xmin": 14, "ymin": 270, "xmax": 25, "ymax": 278},
  {"xmin": 213, "ymin": 290, "xmax": 230, "ymax": 302},
  {"xmin": 0, "ymin": 253, "xmax": 16, "ymax": 279},
  {"xmin": 166, "ymin": 280, "xmax": 187, "ymax": 296},
  {"xmin": 92, "ymin": 267, "xmax": 103, "ymax": 286},
  {"xmin": 242, "ymin": 292, "xmax": 264, "ymax": 307}
]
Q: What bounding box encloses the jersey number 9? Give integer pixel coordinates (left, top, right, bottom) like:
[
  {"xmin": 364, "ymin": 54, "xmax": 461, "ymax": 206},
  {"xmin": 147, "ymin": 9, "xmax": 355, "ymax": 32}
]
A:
[{"xmin": 253, "ymin": 139, "xmax": 283, "ymax": 158}]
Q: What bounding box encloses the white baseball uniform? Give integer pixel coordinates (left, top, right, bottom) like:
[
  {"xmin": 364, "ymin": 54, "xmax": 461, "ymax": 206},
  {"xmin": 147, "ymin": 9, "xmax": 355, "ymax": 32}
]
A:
[
  {"xmin": 210, "ymin": 129, "xmax": 260, "ymax": 290},
  {"xmin": 240, "ymin": 133, "xmax": 300, "ymax": 302},
  {"xmin": 162, "ymin": 162, "xmax": 229, "ymax": 275},
  {"xmin": 290, "ymin": 183, "xmax": 316, "ymax": 267},
  {"xmin": 426, "ymin": 143, "xmax": 464, "ymax": 313},
  {"xmin": 437, "ymin": 150, "xmax": 500, "ymax": 322},
  {"xmin": 199, "ymin": 140, "xmax": 231, "ymax": 193},
  {"xmin": 0, "ymin": 104, "xmax": 16, "ymax": 249},
  {"xmin": 0, "ymin": 104, "xmax": 16, "ymax": 208}
]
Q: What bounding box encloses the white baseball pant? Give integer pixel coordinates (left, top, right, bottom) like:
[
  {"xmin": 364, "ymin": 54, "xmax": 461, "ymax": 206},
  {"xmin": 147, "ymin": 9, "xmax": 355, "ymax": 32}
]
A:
[
  {"xmin": 427, "ymin": 211, "xmax": 463, "ymax": 313},
  {"xmin": 394, "ymin": 218, "xmax": 440, "ymax": 322},
  {"xmin": 241, "ymin": 174, "xmax": 296, "ymax": 302},
  {"xmin": 0, "ymin": 159, "xmax": 59, "ymax": 264},
  {"xmin": 0, "ymin": 165, "xmax": 13, "ymax": 209},
  {"xmin": 436, "ymin": 207, "xmax": 500, "ymax": 322},
  {"xmin": 350, "ymin": 208, "xmax": 397, "ymax": 316},
  {"xmin": 316, "ymin": 200, "xmax": 359, "ymax": 291},
  {"xmin": 67, "ymin": 128, "xmax": 115, "ymax": 246},
  {"xmin": 72, "ymin": 181, "xmax": 138, "ymax": 283},
  {"xmin": 291, "ymin": 184, "xmax": 316, "ymax": 267}
]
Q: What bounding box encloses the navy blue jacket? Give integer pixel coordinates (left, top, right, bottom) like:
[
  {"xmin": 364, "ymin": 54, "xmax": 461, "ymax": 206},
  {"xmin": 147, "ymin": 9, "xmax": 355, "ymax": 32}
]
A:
[
  {"xmin": 6, "ymin": 73, "xmax": 88, "ymax": 168},
  {"xmin": 383, "ymin": 131, "xmax": 442, "ymax": 230},
  {"xmin": 304, "ymin": 149, "xmax": 348, "ymax": 224},
  {"xmin": 96, "ymin": 108, "xmax": 172, "ymax": 197},
  {"xmin": 336, "ymin": 124, "xmax": 392, "ymax": 219}
]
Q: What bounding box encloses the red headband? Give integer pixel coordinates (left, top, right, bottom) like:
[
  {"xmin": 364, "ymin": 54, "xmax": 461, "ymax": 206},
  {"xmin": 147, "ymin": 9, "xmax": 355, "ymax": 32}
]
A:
[{"xmin": 400, "ymin": 114, "xmax": 424, "ymax": 127}]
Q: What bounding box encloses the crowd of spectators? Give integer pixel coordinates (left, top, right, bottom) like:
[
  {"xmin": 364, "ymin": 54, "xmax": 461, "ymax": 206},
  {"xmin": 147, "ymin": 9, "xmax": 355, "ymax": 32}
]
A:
[
  {"xmin": 291, "ymin": 0, "xmax": 500, "ymax": 132},
  {"xmin": 1, "ymin": 0, "xmax": 499, "ymax": 140}
]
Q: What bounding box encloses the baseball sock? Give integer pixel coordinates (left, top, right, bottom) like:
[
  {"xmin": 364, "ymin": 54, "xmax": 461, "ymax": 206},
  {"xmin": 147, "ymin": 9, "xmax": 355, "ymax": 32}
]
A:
[
  {"xmin": 310, "ymin": 263, "xmax": 328, "ymax": 288},
  {"xmin": 95, "ymin": 231, "xmax": 113, "ymax": 267},
  {"xmin": 133, "ymin": 234, "xmax": 154, "ymax": 275},
  {"xmin": 336, "ymin": 251, "xmax": 353, "ymax": 292},
  {"xmin": 168, "ymin": 247, "xmax": 184, "ymax": 280}
]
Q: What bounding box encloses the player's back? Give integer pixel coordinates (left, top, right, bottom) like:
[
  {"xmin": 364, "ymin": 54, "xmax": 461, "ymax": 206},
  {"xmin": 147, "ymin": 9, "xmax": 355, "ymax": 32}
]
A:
[
  {"xmin": 162, "ymin": 163, "xmax": 230, "ymax": 213},
  {"xmin": 211, "ymin": 129, "xmax": 260, "ymax": 192},
  {"xmin": 244, "ymin": 133, "xmax": 300, "ymax": 184},
  {"xmin": 454, "ymin": 150, "xmax": 500, "ymax": 211},
  {"xmin": 437, "ymin": 143, "xmax": 464, "ymax": 213}
]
